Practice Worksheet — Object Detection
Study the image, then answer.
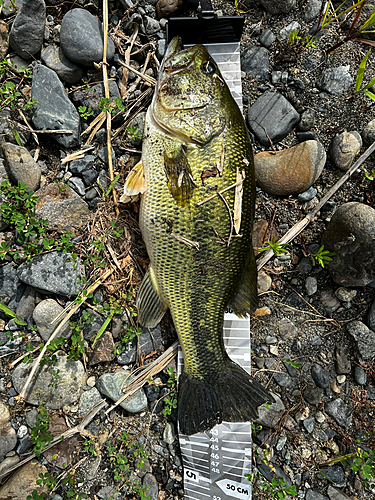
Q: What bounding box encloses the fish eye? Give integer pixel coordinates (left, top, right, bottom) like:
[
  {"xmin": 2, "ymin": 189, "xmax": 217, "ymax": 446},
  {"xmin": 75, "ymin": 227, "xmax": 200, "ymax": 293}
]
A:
[{"xmin": 201, "ymin": 61, "xmax": 216, "ymax": 75}]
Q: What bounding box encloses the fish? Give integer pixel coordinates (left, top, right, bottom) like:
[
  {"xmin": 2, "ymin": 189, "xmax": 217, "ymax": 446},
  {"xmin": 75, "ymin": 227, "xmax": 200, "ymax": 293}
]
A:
[{"xmin": 124, "ymin": 36, "xmax": 274, "ymax": 435}]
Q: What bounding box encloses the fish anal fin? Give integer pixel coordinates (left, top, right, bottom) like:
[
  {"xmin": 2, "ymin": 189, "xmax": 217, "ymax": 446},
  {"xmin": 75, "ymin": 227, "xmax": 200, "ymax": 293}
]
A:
[
  {"xmin": 228, "ymin": 246, "xmax": 259, "ymax": 317},
  {"xmin": 123, "ymin": 160, "xmax": 146, "ymax": 196},
  {"xmin": 136, "ymin": 267, "xmax": 167, "ymax": 327},
  {"xmin": 164, "ymin": 143, "xmax": 195, "ymax": 205}
]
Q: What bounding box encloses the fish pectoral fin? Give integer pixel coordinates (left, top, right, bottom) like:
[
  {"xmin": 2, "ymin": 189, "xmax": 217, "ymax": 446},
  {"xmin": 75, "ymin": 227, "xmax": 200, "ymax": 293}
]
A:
[
  {"xmin": 164, "ymin": 143, "xmax": 195, "ymax": 204},
  {"xmin": 136, "ymin": 267, "xmax": 168, "ymax": 327},
  {"xmin": 228, "ymin": 246, "xmax": 259, "ymax": 317},
  {"xmin": 123, "ymin": 160, "xmax": 146, "ymax": 196}
]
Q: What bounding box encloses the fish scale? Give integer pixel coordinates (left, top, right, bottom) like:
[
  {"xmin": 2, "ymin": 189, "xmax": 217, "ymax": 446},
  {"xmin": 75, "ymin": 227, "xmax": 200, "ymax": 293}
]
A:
[{"xmin": 125, "ymin": 37, "xmax": 274, "ymax": 435}]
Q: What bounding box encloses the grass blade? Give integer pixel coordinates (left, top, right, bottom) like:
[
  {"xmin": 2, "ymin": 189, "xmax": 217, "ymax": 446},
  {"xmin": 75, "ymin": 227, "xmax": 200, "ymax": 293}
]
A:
[{"xmin": 356, "ymin": 49, "xmax": 371, "ymax": 91}]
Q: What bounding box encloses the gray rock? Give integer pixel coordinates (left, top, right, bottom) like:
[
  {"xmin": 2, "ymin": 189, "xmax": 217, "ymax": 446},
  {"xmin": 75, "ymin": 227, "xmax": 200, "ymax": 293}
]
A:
[
  {"xmin": 329, "ymin": 131, "xmax": 362, "ymax": 171},
  {"xmin": 41, "ymin": 44, "xmax": 83, "ymax": 84},
  {"xmin": 35, "ymin": 182, "xmax": 90, "ymax": 232},
  {"xmin": 311, "ymin": 363, "xmax": 330, "ymax": 388},
  {"xmin": 303, "ymin": 384, "xmax": 323, "ymax": 405},
  {"xmin": 0, "ymin": 109, "xmax": 30, "ymax": 147},
  {"xmin": 298, "ymin": 108, "xmax": 316, "ymax": 131},
  {"xmin": 143, "ymin": 473, "xmax": 158, "ymax": 500},
  {"xmin": 98, "ymin": 146, "xmax": 116, "ymax": 165},
  {"xmin": 116, "ymin": 338, "xmax": 137, "ymax": 365},
  {"xmin": 258, "ymin": 462, "xmax": 291, "ymax": 486},
  {"xmin": 78, "ymin": 387, "xmax": 103, "ymax": 417},
  {"xmin": 306, "ymin": 490, "xmax": 329, "ymax": 500},
  {"xmin": 279, "ymin": 21, "xmax": 301, "ymax": 41},
  {"xmin": 241, "ymin": 46, "xmax": 269, "ymax": 81},
  {"xmin": 278, "ymin": 318, "xmax": 298, "ymax": 339},
  {"xmin": 305, "ymin": 0, "xmax": 322, "ymax": 21},
  {"xmin": 254, "ymin": 140, "xmax": 325, "ymax": 195},
  {"xmin": 303, "ymin": 416, "xmax": 315, "ymax": 433},
  {"xmin": 335, "ymin": 287, "xmax": 357, "ymax": 303},
  {"xmin": 144, "ymin": 16, "xmax": 160, "ymax": 35},
  {"xmin": 317, "ymin": 66, "xmax": 353, "ymax": 95},
  {"xmin": 362, "ymin": 119, "xmax": 375, "ymax": 145},
  {"xmin": 31, "ymin": 64, "xmax": 81, "ymax": 147},
  {"xmin": 354, "ymin": 365, "xmax": 367, "ymax": 386},
  {"xmin": 320, "ymin": 290, "xmax": 340, "ymax": 314},
  {"xmin": 17, "ymin": 434, "xmax": 32, "ymax": 455},
  {"xmin": 273, "ymin": 372, "xmax": 295, "ymax": 388},
  {"xmin": 317, "ymin": 465, "xmax": 345, "ymax": 486},
  {"xmin": 305, "ymin": 276, "xmax": 318, "ymax": 295},
  {"xmin": 96, "ymin": 370, "xmax": 148, "ymax": 413},
  {"xmin": 256, "ymin": 393, "xmax": 285, "ymax": 428},
  {"xmin": 1, "ymin": 0, "xmax": 23, "ymax": 17},
  {"xmin": 14, "ymin": 285, "xmax": 35, "ymax": 325},
  {"xmin": 33, "ymin": 299, "xmax": 71, "ymax": 341},
  {"xmin": 347, "ymin": 321, "xmax": 375, "ymax": 361},
  {"xmin": 72, "ymin": 81, "xmax": 120, "ymax": 120},
  {"xmin": 60, "ymin": 8, "xmax": 115, "ymax": 66},
  {"xmin": 25, "ymin": 408, "xmax": 38, "ymax": 428},
  {"xmin": 17, "ymin": 252, "xmax": 85, "ymax": 297},
  {"xmin": 259, "ymin": 28, "xmax": 276, "ymax": 48},
  {"xmin": 163, "ymin": 422, "xmax": 176, "ymax": 444},
  {"xmin": 335, "ymin": 347, "xmax": 351, "ymax": 375},
  {"xmin": 83, "ymin": 310, "xmax": 105, "ymax": 341},
  {"xmin": 157, "ymin": 39, "xmax": 167, "ymax": 60},
  {"xmin": 252, "ymin": 0, "xmax": 296, "ymax": 15},
  {"xmin": 2, "ymin": 142, "xmax": 41, "ymax": 191},
  {"xmin": 367, "ymin": 299, "xmax": 375, "ymax": 331},
  {"xmin": 247, "ymin": 92, "xmax": 300, "ymax": 146},
  {"xmin": 327, "ymin": 486, "xmax": 351, "ymax": 500},
  {"xmin": 0, "ymin": 455, "xmax": 20, "ymax": 477},
  {"xmin": 322, "ymin": 202, "xmax": 375, "ymax": 286},
  {"xmin": 68, "ymin": 177, "xmax": 86, "ymax": 196},
  {"xmin": 9, "ymin": 0, "xmax": 45, "ymax": 59},
  {"xmin": 69, "ymin": 155, "xmax": 96, "ymax": 175},
  {"xmin": 0, "ymin": 402, "xmax": 17, "ymax": 461},
  {"xmin": 0, "ymin": 262, "xmax": 24, "ymax": 310},
  {"xmin": 325, "ymin": 398, "xmax": 352, "ymax": 428},
  {"xmin": 12, "ymin": 350, "xmax": 86, "ymax": 408}
]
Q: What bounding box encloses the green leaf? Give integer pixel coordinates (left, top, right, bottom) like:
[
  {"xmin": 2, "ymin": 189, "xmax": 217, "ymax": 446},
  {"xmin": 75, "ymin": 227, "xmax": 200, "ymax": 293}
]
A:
[
  {"xmin": 0, "ymin": 301, "xmax": 17, "ymax": 318},
  {"xmin": 363, "ymin": 89, "xmax": 375, "ymax": 101},
  {"xmin": 105, "ymin": 173, "xmax": 120, "ymax": 197},
  {"xmin": 14, "ymin": 316, "xmax": 28, "ymax": 326},
  {"xmin": 356, "ymin": 49, "xmax": 370, "ymax": 91},
  {"xmin": 13, "ymin": 128, "xmax": 23, "ymax": 147},
  {"xmin": 92, "ymin": 309, "xmax": 115, "ymax": 346}
]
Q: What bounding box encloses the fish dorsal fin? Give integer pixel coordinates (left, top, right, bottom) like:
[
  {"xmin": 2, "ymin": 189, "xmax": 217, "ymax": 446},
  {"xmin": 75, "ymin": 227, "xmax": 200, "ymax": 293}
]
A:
[
  {"xmin": 123, "ymin": 160, "xmax": 146, "ymax": 196},
  {"xmin": 136, "ymin": 267, "xmax": 168, "ymax": 327},
  {"xmin": 164, "ymin": 143, "xmax": 195, "ymax": 205},
  {"xmin": 228, "ymin": 246, "xmax": 259, "ymax": 317}
]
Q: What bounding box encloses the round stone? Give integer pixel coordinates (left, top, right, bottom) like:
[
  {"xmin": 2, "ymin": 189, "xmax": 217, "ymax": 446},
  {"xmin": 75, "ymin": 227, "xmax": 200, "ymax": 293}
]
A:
[{"xmin": 329, "ymin": 131, "xmax": 362, "ymax": 171}]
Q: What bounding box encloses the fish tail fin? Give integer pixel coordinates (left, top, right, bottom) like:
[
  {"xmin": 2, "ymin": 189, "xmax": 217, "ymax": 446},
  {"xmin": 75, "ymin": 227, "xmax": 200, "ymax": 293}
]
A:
[{"xmin": 178, "ymin": 361, "xmax": 274, "ymax": 435}]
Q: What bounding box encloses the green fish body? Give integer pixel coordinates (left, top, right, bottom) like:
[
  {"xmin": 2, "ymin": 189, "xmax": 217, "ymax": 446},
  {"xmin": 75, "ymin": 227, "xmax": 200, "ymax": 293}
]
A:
[{"xmin": 125, "ymin": 37, "xmax": 273, "ymax": 435}]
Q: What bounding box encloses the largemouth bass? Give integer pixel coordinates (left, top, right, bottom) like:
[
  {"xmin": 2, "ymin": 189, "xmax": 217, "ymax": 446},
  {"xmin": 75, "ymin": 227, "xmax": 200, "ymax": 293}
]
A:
[{"xmin": 124, "ymin": 37, "xmax": 274, "ymax": 435}]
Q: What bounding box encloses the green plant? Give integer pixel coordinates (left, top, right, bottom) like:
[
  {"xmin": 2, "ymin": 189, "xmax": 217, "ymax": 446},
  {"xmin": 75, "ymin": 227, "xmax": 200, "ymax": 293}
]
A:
[
  {"xmin": 259, "ymin": 236, "xmax": 289, "ymax": 256},
  {"xmin": 246, "ymin": 471, "xmax": 298, "ymax": 499},
  {"xmin": 68, "ymin": 310, "xmax": 91, "ymax": 361},
  {"xmin": 364, "ymin": 168, "xmax": 375, "ymax": 181},
  {"xmin": 78, "ymin": 106, "xmax": 94, "ymax": 120},
  {"xmin": 31, "ymin": 403, "xmax": 53, "ymax": 457},
  {"xmin": 0, "ymin": 80, "xmax": 36, "ymax": 110},
  {"xmin": 119, "ymin": 431, "xmax": 148, "ymax": 468},
  {"xmin": 127, "ymin": 124, "xmax": 142, "ymax": 141},
  {"xmin": 163, "ymin": 366, "xmax": 178, "ymax": 416},
  {"xmin": 310, "ymin": 245, "xmax": 335, "ymax": 268},
  {"xmin": 355, "ymin": 49, "xmax": 375, "ymax": 101},
  {"xmin": 62, "ymin": 470, "xmax": 87, "ymax": 499},
  {"xmin": 284, "ymin": 358, "xmax": 301, "ymax": 369},
  {"xmin": 0, "ymin": 300, "xmax": 27, "ymax": 326},
  {"xmin": 84, "ymin": 439, "xmax": 98, "ymax": 456},
  {"xmin": 98, "ymin": 96, "xmax": 125, "ymax": 114},
  {"xmin": 288, "ymin": 29, "xmax": 301, "ymax": 44}
]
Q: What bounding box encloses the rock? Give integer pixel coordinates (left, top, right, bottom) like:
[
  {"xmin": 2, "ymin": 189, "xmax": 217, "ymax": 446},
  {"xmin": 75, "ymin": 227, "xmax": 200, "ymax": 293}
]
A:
[
  {"xmin": 0, "ymin": 402, "xmax": 17, "ymax": 461},
  {"xmin": 362, "ymin": 119, "xmax": 375, "ymax": 145},
  {"xmin": 241, "ymin": 46, "xmax": 269, "ymax": 81},
  {"xmin": 41, "ymin": 44, "xmax": 83, "ymax": 83},
  {"xmin": 247, "ymin": 92, "xmax": 300, "ymax": 146},
  {"xmin": 259, "ymin": 28, "xmax": 276, "ymax": 48},
  {"xmin": 278, "ymin": 318, "xmax": 297, "ymax": 339},
  {"xmin": 253, "ymin": 0, "xmax": 296, "ymax": 15},
  {"xmin": 254, "ymin": 140, "xmax": 325, "ymax": 195},
  {"xmin": 69, "ymin": 155, "xmax": 96, "ymax": 175},
  {"xmin": 347, "ymin": 321, "xmax": 375, "ymax": 361},
  {"xmin": 298, "ymin": 108, "xmax": 316, "ymax": 131},
  {"xmin": 163, "ymin": 422, "xmax": 176, "ymax": 444},
  {"xmin": 0, "ymin": 455, "xmax": 20, "ymax": 477},
  {"xmin": 303, "ymin": 384, "xmax": 323, "ymax": 405},
  {"xmin": 303, "ymin": 416, "xmax": 315, "ymax": 433},
  {"xmin": 305, "ymin": 276, "xmax": 318, "ymax": 295},
  {"xmin": 306, "ymin": 490, "xmax": 329, "ymax": 500},
  {"xmin": 33, "ymin": 299, "xmax": 71, "ymax": 341},
  {"xmin": 316, "ymin": 66, "xmax": 353, "ymax": 95},
  {"xmin": 320, "ymin": 290, "xmax": 340, "ymax": 314},
  {"xmin": 83, "ymin": 310, "xmax": 105, "ymax": 341},
  {"xmin": 96, "ymin": 370, "xmax": 148, "ymax": 413},
  {"xmin": 0, "ymin": 21, "xmax": 9, "ymax": 59},
  {"xmin": 35, "ymin": 182, "xmax": 90, "ymax": 231},
  {"xmin": 78, "ymin": 387, "xmax": 103, "ymax": 417},
  {"xmin": 354, "ymin": 365, "xmax": 367, "ymax": 385},
  {"xmin": 9, "ymin": 0, "xmax": 45, "ymax": 59},
  {"xmin": 311, "ymin": 363, "xmax": 330, "ymax": 388},
  {"xmin": 31, "ymin": 64, "xmax": 81, "ymax": 147},
  {"xmin": 256, "ymin": 393, "xmax": 285, "ymax": 428},
  {"xmin": 367, "ymin": 299, "xmax": 375, "ymax": 331},
  {"xmin": 0, "ymin": 109, "xmax": 30, "ymax": 147},
  {"xmin": 15, "ymin": 285, "xmax": 35, "ymax": 325},
  {"xmin": 43, "ymin": 415, "xmax": 79, "ymax": 468},
  {"xmin": 273, "ymin": 372, "xmax": 295, "ymax": 388},
  {"xmin": 143, "ymin": 473, "xmax": 159, "ymax": 500},
  {"xmin": 72, "ymin": 81, "xmax": 121, "ymax": 120},
  {"xmin": 116, "ymin": 337, "xmax": 137, "ymax": 365},
  {"xmin": 258, "ymin": 271, "xmax": 272, "ymax": 293},
  {"xmin": 144, "ymin": 15, "xmax": 160, "ymax": 35},
  {"xmin": 327, "ymin": 486, "xmax": 351, "ymax": 500},
  {"xmin": 321, "ymin": 202, "xmax": 375, "ymax": 286},
  {"xmin": 26, "ymin": 408, "xmax": 38, "ymax": 428},
  {"xmin": 279, "ymin": 21, "xmax": 301, "ymax": 41},
  {"xmin": 98, "ymin": 146, "xmax": 116, "ymax": 165},
  {"xmin": 17, "ymin": 252, "xmax": 85, "ymax": 297},
  {"xmin": 335, "ymin": 347, "xmax": 351, "ymax": 374},
  {"xmin": 68, "ymin": 177, "xmax": 86, "ymax": 196},
  {"xmin": 258, "ymin": 462, "xmax": 292, "ymax": 486},
  {"xmin": 0, "ymin": 460, "xmax": 48, "ymax": 499},
  {"xmin": 2, "ymin": 142, "xmax": 41, "ymax": 191},
  {"xmin": 87, "ymin": 331, "xmax": 116, "ymax": 365},
  {"xmin": 305, "ymin": 0, "xmax": 322, "ymax": 21},
  {"xmin": 126, "ymin": 112, "xmax": 146, "ymax": 147},
  {"xmin": 335, "ymin": 287, "xmax": 357, "ymax": 303},
  {"xmin": 156, "ymin": 0, "xmax": 184, "ymax": 19},
  {"xmin": 60, "ymin": 8, "xmax": 115, "ymax": 66},
  {"xmin": 0, "ymin": 262, "xmax": 24, "ymax": 310},
  {"xmin": 12, "ymin": 350, "xmax": 86, "ymax": 408},
  {"xmin": 325, "ymin": 398, "xmax": 352, "ymax": 428},
  {"xmin": 329, "ymin": 131, "xmax": 362, "ymax": 171},
  {"xmin": 317, "ymin": 465, "xmax": 345, "ymax": 486},
  {"xmin": 298, "ymin": 186, "xmax": 317, "ymax": 202}
]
